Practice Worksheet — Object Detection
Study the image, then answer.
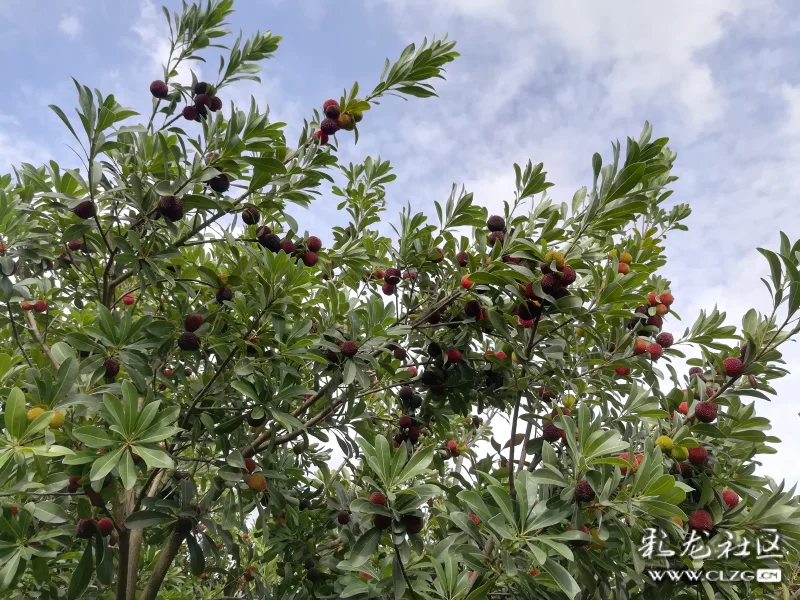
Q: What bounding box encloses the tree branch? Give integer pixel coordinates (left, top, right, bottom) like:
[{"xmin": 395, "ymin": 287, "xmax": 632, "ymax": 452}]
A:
[
  {"xmin": 7, "ymin": 306, "xmax": 32, "ymax": 367},
  {"xmin": 140, "ymin": 530, "xmax": 185, "ymax": 600},
  {"xmin": 24, "ymin": 311, "xmax": 60, "ymax": 369}
]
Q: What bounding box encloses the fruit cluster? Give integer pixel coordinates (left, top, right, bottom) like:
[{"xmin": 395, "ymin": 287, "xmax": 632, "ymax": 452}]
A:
[{"xmin": 313, "ymin": 99, "xmax": 363, "ymax": 145}]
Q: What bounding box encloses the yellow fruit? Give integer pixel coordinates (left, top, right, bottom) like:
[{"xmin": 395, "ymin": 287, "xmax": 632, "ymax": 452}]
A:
[
  {"xmin": 619, "ymin": 252, "xmax": 632, "ymax": 264},
  {"xmin": 27, "ymin": 407, "xmax": 45, "ymax": 422},
  {"xmin": 562, "ymin": 394, "xmax": 577, "ymax": 409},
  {"xmin": 590, "ymin": 528, "xmax": 606, "ymax": 549},
  {"xmin": 49, "ymin": 411, "xmax": 65, "ymax": 429},
  {"xmin": 671, "ymin": 516, "xmax": 683, "ymax": 526},
  {"xmin": 544, "ymin": 251, "xmax": 565, "ymax": 269},
  {"xmin": 655, "ymin": 435, "xmax": 674, "ymax": 452},
  {"xmin": 671, "ymin": 446, "xmax": 688, "ymax": 461},
  {"xmin": 574, "ymin": 327, "xmax": 584, "ymax": 337},
  {"xmin": 511, "ymin": 352, "xmax": 520, "ymax": 364},
  {"xmin": 608, "ymin": 249, "xmax": 618, "ymax": 258}
]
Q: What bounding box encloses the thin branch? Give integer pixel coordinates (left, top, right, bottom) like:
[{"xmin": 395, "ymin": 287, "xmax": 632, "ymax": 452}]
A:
[
  {"xmin": 24, "ymin": 311, "xmax": 60, "ymax": 369},
  {"xmin": 393, "ymin": 543, "xmax": 419, "ymax": 600},
  {"xmin": 7, "ymin": 306, "xmax": 32, "ymax": 367}
]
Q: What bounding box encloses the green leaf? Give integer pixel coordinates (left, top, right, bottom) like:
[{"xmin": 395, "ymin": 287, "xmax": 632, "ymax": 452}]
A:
[
  {"xmin": 131, "ymin": 445, "xmax": 174, "ymax": 470},
  {"xmin": 119, "ymin": 451, "xmax": 137, "ymax": 490},
  {"xmin": 0, "ymin": 551, "xmax": 20, "ymax": 590},
  {"xmin": 67, "ymin": 542, "xmax": 93, "ymax": 599},
  {"xmin": 89, "ymin": 446, "xmax": 124, "ymax": 481},
  {"xmin": 341, "ymin": 527, "xmax": 381, "ymax": 568},
  {"xmin": 374, "ymin": 434, "xmax": 392, "ymax": 486},
  {"xmin": 73, "ymin": 426, "xmax": 117, "ymax": 448},
  {"xmin": 395, "ymin": 446, "xmax": 433, "ymax": 485},
  {"xmin": 5, "ymin": 388, "xmax": 27, "ymax": 440},
  {"xmin": 186, "ymin": 534, "xmax": 205, "ymax": 575},
  {"xmin": 124, "ymin": 510, "xmax": 176, "ymax": 529},
  {"xmin": 545, "ymin": 558, "xmax": 580, "ymax": 599},
  {"xmin": 24, "ymin": 501, "xmax": 69, "ymax": 523}
]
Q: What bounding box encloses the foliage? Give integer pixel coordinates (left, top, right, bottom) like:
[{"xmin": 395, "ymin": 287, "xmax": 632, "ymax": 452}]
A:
[{"xmin": 0, "ymin": 1, "xmax": 799, "ymax": 599}]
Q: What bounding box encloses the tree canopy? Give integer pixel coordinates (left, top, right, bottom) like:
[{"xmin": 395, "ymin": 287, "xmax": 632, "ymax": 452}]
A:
[{"xmin": 0, "ymin": 1, "xmax": 799, "ymax": 599}]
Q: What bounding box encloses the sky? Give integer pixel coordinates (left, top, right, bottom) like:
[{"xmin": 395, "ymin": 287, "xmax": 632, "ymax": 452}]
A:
[{"xmin": 2, "ymin": 0, "xmax": 800, "ymax": 485}]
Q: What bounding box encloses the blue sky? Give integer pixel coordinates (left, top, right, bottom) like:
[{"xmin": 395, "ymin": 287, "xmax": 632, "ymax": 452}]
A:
[{"xmin": 3, "ymin": 0, "xmax": 800, "ymax": 484}]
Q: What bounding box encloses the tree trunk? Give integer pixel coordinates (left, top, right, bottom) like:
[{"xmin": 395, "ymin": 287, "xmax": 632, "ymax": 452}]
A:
[{"xmin": 140, "ymin": 530, "xmax": 185, "ymax": 600}]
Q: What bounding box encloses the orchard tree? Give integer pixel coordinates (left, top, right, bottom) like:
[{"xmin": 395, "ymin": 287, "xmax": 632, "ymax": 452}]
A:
[{"xmin": 1, "ymin": 1, "xmax": 799, "ymax": 599}]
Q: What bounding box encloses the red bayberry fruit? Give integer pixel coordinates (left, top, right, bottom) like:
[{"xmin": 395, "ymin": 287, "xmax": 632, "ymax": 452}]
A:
[
  {"xmin": 182, "ymin": 105, "xmax": 198, "ymax": 121},
  {"xmin": 150, "ymin": 80, "xmax": 169, "ymax": 98},
  {"xmin": 488, "ymin": 231, "xmax": 505, "ymax": 245},
  {"xmin": 461, "ymin": 275, "xmax": 474, "ymax": 289},
  {"xmin": 678, "ymin": 401, "xmax": 688, "ymax": 415},
  {"xmin": 369, "ymin": 492, "xmax": 387, "ymax": 505},
  {"xmin": 385, "ymin": 268, "xmax": 401, "ymax": 284},
  {"xmin": 184, "ymin": 313, "xmax": 204, "ymax": 332},
  {"xmin": 656, "ymin": 332, "xmax": 674, "ymax": 348},
  {"xmin": 178, "ymin": 331, "xmax": 201, "ymax": 351},
  {"xmin": 244, "ymin": 458, "xmax": 257, "ymax": 474},
  {"xmin": 647, "ymin": 315, "xmax": 663, "ymax": 330},
  {"xmin": 486, "ymin": 215, "xmax": 505, "ymax": 232},
  {"xmin": 323, "ymin": 99, "xmax": 340, "ymax": 119},
  {"xmin": 542, "ymin": 421, "xmax": 563, "ymax": 442},
  {"xmin": 320, "ymin": 118, "xmax": 339, "ymax": 135},
  {"xmin": 646, "ymin": 343, "xmax": 663, "ymax": 361},
  {"xmin": 574, "ymin": 479, "xmax": 595, "ymax": 503},
  {"xmin": 634, "ymin": 338, "xmax": 648, "ymax": 355},
  {"xmin": 337, "ymin": 510, "xmax": 350, "ymax": 524},
  {"xmin": 688, "ymin": 446, "xmax": 708, "ymax": 465},
  {"xmin": 660, "ymin": 292, "xmax": 674, "ymax": 306},
  {"xmin": 615, "ymin": 366, "xmax": 630, "ymax": 377},
  {"xmin": 158, "ymin": 195, "xmax": 184, "ymax": 221},
  {"xmin": 209, "ymin": 174, "xmax": 230, "ymax": 193},
  {"xmin": 20, "ymin": 301, "xmax": 33, "ymax": 311},
  {"xmin": 76, "ymin": 518, "xmax": 98, "ymax": 539},
  {"xmin": 97, "ymin": 517, "xmax": 114, "ymax": 537},
  {"xmin": 307, "ymin": 236, "xmax": 322, "ymax": 252},
  {"xmin": 446, "ymin": 349, "xmax": 462, "ymax": 364},
  {"xmin": 247, "ymin": 474, "xmax": 267, "ymax": 492},
  {"xmin": 541, "ymin": 273, "xmax": 561, "ymax": 295},
  {"xmin": 722, "ymin": 490, "xmax": 739, "ymax": 508},
  {"xmin": 67, "ymin": 239, "xmax": 82, "ymax": 251},
  {"xmin": 695, "ymin": 401, "xmax": 718, "ymax": 423},
  {"xmin": 242, "ymin": 207, "xmax": 260, "ymax": 225},
  {"xmin": 688, "ymin": 510, "xmax": 713, "ymax": 532},
  {"xmin": 104, "ymin": 359, "xmax": 120, "ymax": 378},
  {"xmin": 122, "ymin": 294, "xmax": 135, "ymax": 306},
  {"xmin": 373, "ymin": 514, "xmax": 392, "ymax": 529},
  {"xmin": 34, "ymin": 300, "xmax": 48, "ymax": 313},
  {"xmin": 618, "ymin": 263, "xmax": 630, "ymax": 274},
  {"xmin": 723, "ymin": 357, "xmax": 744, "ymax": 378},
  {"xmin": 209, "ymin": 96, "xmax": 223, "ymax": 112},
  {"xmin": 303, "ymin": 251, "xmax": 319, "ymax": 267},
  {"xmin": 560, "ymin": 265, "xmax": 576, "ymax": 286},
  {"xmin": 381, "ymin": 282, "xmax": 396, "ymax": 296},
  {"xmin": 340, "ymin": 341, "xmax": 358, "ymax": 357},
  {"xmin": 313, "ymin": 130, "xmax": 328, "ymax": 145},
  {"xmin": 73, "ymin": 200, "xmax": 97, "ymax": 219},
  {"xmin": 456, "ymin": 251, "xmax": 470, "ymax": 267}
]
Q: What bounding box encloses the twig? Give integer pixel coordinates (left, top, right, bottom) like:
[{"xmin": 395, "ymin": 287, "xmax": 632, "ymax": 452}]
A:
[
  {"xmin": 24, "ymin": 311, "xmax": 60, "ymax": 369},
  {"xmin": 393, "ymin": 543, "xmax": 419, "ymax": 600},
  {"xmin": 7, "ymin": 306, "xmax": 32, "ymax": 367}
]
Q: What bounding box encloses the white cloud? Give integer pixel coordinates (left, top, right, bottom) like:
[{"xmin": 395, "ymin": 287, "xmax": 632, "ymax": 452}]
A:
[
  {"xmin": 132, "ymin": 0, "xmax": 199, "ymax": 85},
  {"xmin": 58, "ymin": 14, "xmax": 82, "ymax": 39}
]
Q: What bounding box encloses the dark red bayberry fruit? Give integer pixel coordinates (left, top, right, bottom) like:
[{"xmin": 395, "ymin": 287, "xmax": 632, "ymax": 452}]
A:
[
  {"xmin": 374, "ymin": 514, "xmax": 392, "ymax": 529},
  {"xmin": 385, "ymin": 268, "xmax": 401, "ymax": 285},
  {"xmin": 429, "ymin": 247, "xmax": 444, "ymax": 263},
  {"xmin": 182, "ymin": 105, "xmax": 198, "ymax": 121},
  {"xmin": 307, "ymin": 236, "xmax": 322, "ymax": 252},
  {"xmin": 260, "ymin": 234, "xmax": 282, "ymax": 253},
  {"xmin": 216, "ymin": 287, "xmax": 234, "ymax": 303},
  {"xmin": 242, "ymin": 208, "xmax": 260, "ymax": 225},
  {"xmin": 280, "ymin": 239, "xmax": 296, "ymax": 254},
  {"xmin": 341, "ymin": 341, "xmax": 358, "ymax": 357},
  {"xmin": 194, "ymin": 82, "xmax": 209, "ymax": 95},
  {"xmin": 323, "ymin": 100, "xmax": 340, "ymax": 119},
  {"xmin": 184, "ymin": 313, "xmax": 204, "ymax": 332},
  {"xmin": 398, "ymin": 415, "xmax": 413, "ymax": 428},
  {"xmin": 688, "ymin": 446, "xmax": 708, "ymax": 465},
  {"xmin": 244, "ymin": 458, "xmax": 257, "ymax": 473},
  {"xmin": 560, "ymin": 265, "xmax": 576, "ymax": 286},
  {"xmin": 320, "ymin": 118, "xmax": 339, "ymax": 135},
  {"xmin": 178, "ymin": 331, "xmax": 201, "ymax": 351},
  {"xmin": 456, "ymin": 251, "xmax": 470, "ymax": 267},
  {"xmin": 541, "ymin": 273, "xmax": 561, "ymax": 295},
  {"xmin": 393, "ymin": 346, "xmax": 407, "ymax": 360},
  {"xmin": 542, "ymin": 421, "xmax": 563, "ymax": 442},
  {"xmin": 486, "ymin": 215, "xmax": 506, "ymax": 232},
  {"xmin": 73, "ymin": 201, "xmax": 97, "ymax": 219},
  {"xmin": 209, "ymin": 174, "xmax": 230, "ymax": 193},
  {"xmin": 67, "ymin": 239, "xmax": 82, "ymax": 251},
  {"xmin": 150, "ymin": 80, "xmax": 169, "ymax": 98},
  {"xmin": 158, "ymin": 196, "xmax": 184, "ymax": 222},
  {"xmin": 34, "ymin": 300, "xmax": 48, "ymax": 313},
  {"xmin": 464, "ymin": 300, "xmax": 481, "ymax": 318},
  {"xmin": 337, "ymin": 510, "xmax": 351, "ymax": 524},
  {"xmin": 381, "ymin": 282, "xmax": 396, "ymax": 296},
  {"xmin": 574, "ymin": 479, "xmax": 595, "ymax": 503},
  {"xmin": 488, "ymin": 231, "xmax": 505, "ymax": 245},
  {"xmin": 370, "ymin": 492, "xmax": 387, "ymax": 505},
  {"xmin": 76, "ymin": 518, "xmax": 97, "ymax": 539},
  {"xmin": 303, "ymin": 251, "xmax": 319, "ymax": 267},
  {"xmin": 194, "ymin": 94, "xmax": 212, "ymax": 109},
  {"xmin": 405, "ymin": 515, "xmax": 424, "ymax": 534},
  {"xmin": 104, "ymin": 359, "xmax": 120, "ymax": 378},
  {"xmin": 247, "ymin": 409, "xmax": 267, "ymax": 427},
  {"xmin": 209, "ymin": 96, "xmax": 223, "ymax": 112}
]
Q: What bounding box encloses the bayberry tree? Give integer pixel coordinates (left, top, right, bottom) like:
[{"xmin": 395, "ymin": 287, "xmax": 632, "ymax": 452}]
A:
[{"xmin": 0, "ymin": 1, "xmax": 799, "ymax": 599}]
